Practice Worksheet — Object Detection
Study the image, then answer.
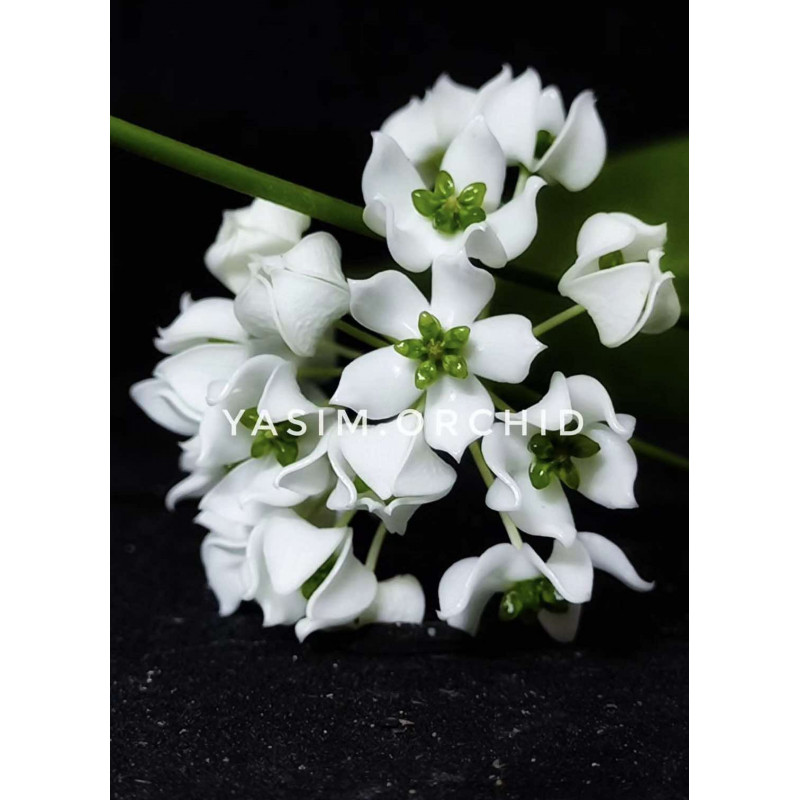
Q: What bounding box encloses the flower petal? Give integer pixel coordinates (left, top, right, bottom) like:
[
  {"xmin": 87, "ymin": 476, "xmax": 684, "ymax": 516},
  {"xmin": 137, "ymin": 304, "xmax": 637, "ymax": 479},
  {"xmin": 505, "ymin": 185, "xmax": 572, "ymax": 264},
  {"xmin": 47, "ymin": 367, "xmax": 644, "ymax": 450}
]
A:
[
  {"xmin": 367, "ymin": 197, "xmax": 443, "ymax": 272},
  {"xmin": 392, "ymin": 427, "xmax": 457, "ymax": 498},
  {"xmin": 200, "ymin": 534, "xmax": 248, "ymax": 616},
  {"xmin": 195, "ymin": 510, "xmax": 252, "ymax": 545},
  {"xmin": 639, "ymin": 264, "xmax": 681, "ymax": 336},
  {"xmin": 467, "ymin": 314, "xmax": 544, "ymax": 383},
  {"xmin": 258, "ymin": 509, "xmax": 349, "ymax": 594},
  {"xmin": 564, "ymin": 375, "xmax": 636, "ymax": 438},
  {"xmin": 577, "ymin": 532, "xmax": 653, "ymax": 591},
  {"xmin": 166, "ymin": 469, "xmax": 220, "ymax": 510},
  {"xmin": 429, "ymin": 250, "xmax": 495, "ymax": 327},
  {"xmin": 536, "ymin": 91, "xmax": 606, "ymax": 191},
  {"xmin": 275, "ymin": 428, "xmax": 334, "ymax": 498},
  {"xmin": 362, "ymin": 132, "xmax": 424, "ymax": 225},
  {"xmin": 440, "ymin": 117, "xmax": 506, "ymax": 211},
  {"xmin": 484, "ymin": 175, "xmax": 546, "ymax": 260},
  {"xmin": 359, "ymin": 575, "xmax": 425, "ymax": 625},
  {"xmin": 155, "ymin": 295, "xmax": 247, "ymax": 355},
  {"xmin": 542, "ymin": 539, "xmax": 594, "ymax": 603},
  {"xmin": 381, "ymin": 96, "xmax": 440, "ymax": 165},
  {"xmin": 508, "ymin": 472, "xmax": 577, "ymax": 545},
  {"xmin": 480, "ymin": 68, "xmax": 540, "ymax": 166},
  {"xmin": 424, "ymin": 374, "xmax": 492, "ymax": 461},
  {"xmin": 538, "ymin": 604, "xmax": 581, "ymax": 643},
  {"xmin": 348, "ymin": 271, "xmax": 430, "ymax": 340},
  {"xmin": 429, "ymin": 72, "xmax": 482, "ymax": 144},
  {"xmin": 607, "ymin": 212, "xmax": 668, "ymax": 262},
  {"xmin": 574, "ymin": 212, "xmax": 637, "ymax": 259},
  {"xmin": 482, "ymin": 422, "xmax": 530, "ymax": 512},
  {"xmin": 330, "ymin": 347, "xmax": 422, "ymax": 420},
  {"xmin": 536, "ymin": 85, "xmax": 566, "ymax": 135},
  {"xmin": 575, "ymin": 425, "xmax": 638, "ymax": 509},
  {"xmin": 130, "ymin": 378, "xmax": 199, "ymax": 436},
  {"xmin": 506, "ymin": 371, "xmax": 571, "ymax": 431},
  {"xmin": 198, "ymin": 459, "xmax": 276, "ymax": 525}
]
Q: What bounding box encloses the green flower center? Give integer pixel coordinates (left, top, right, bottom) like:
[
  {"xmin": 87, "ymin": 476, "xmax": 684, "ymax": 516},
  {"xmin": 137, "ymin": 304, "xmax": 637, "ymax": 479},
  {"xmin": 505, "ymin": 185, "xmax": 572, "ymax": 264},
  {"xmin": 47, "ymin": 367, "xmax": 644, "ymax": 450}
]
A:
[
  {"xmin": 411, "ymin": 170, "xmax": 487, "ymax": 234},
  {"xmin": 239, "ymin": 407, "xmax": 300, "ymax": 466},
  {"xmin": 527, "ymin": 428, "xmax": 601, "ymax": 491},
  {"xmin": 394, "ymin": 311, "xmax": 470, "ymax": 390},
  {"xmin": 498, "ymin": 577, "xmax": 567, "ymax": 623}
]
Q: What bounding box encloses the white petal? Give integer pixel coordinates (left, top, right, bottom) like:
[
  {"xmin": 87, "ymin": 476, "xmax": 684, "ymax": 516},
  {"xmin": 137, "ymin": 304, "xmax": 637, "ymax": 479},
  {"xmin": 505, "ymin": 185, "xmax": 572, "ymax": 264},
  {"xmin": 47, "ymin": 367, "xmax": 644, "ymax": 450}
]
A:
[
  {"xmin": 195, "ymin": 510, "xmax": 252, "ymax": 545},
  {"xmin": 607, "ymin": 213, "xmax": 668, "ymax": 261},
  {"xmin": 361, "ymin": 132, "xmax": 424, "ymax": 224},
  {"xmin": 440, "ymin": 117, "xmax": 506, "ymax": 210},
  {"xmin": 508, "ymin": 371, "xmax": 572, "ymax": 431},
  {"xmin": 359, "ymin": 575, "xmax": 425, "ymax": 625},
  {"xmin": 154, "ymin": 344, "xmax": 250, "ymax": 417},
  {"xmin": 392, "ymin": 427, "xmax": 457, "ymax": 499},
  {"xmin": 239, "ymin": 457, "xmax": 310, "ymax": 508},
  {"xmin": 166, "ymin": 469, "xmax": 220, "ymax": 510},
  {"xmin": 574, "ymin": 212, "xmax": 636, "ymax": 259},
  {"xmin": 255, "ymin": 359, "xmax": 321, "ymax": 422},
  {"xmin": 258, "ymin": 509, "xmax": 348, "ymax": 594},
  {"xmin": 195, "ymin": 406, "xmax": 253, "ymax": 469},
  {"xmin": 482, "ymin": 423, "xmax": 530, "ymax": 512},
  {"xmin": 270, "ymin": 269, "xmax": 350, "ymax": 357},
  {"xmin": 381, "ymin": 96, "xmax": 440, "ymax": 165},
  {"xmin": 640, "ymin": 269, "xmax": 681, "ymax": 335},
  {"xmin": 543, "ymin": 539, "xmax": 594, "ymax": 603},
  {"xmin": 200, "ymin": 534, "xmax": 248, "ymax": 616},
  {"xmin": 564, "ymin": 375, "xmax": 635, "ymax": 438},
  {"xmin": 429, "ymin": 250, "xmax": 495, "ymax": 328},
  {"xmin": 130, "ymin": 378, "xmax": 199, "ymax": 436},
  {"xmin": 275, "ymin": 429, "xmax": 334, "ymax": 497},
  {"xmin": 575, "ymin": 425, "xmax": 638, "ymax": 509},
  {"xmin": 484, "ymin": 176, "xmax": 546, "ymax": 260},
  {"xmin": 577, "ymin": 532, "xmax": 653, "ymax": 591},
  {"xmin": 560, "ymin": 261, "xmax": 656, "ymax": 348},
  {"xmin": 330, "ymin": 348, "xmax": 422, "ymax": 420},
  {"xmin": 429, "ymin": 72, "xmax": 481, "ymax": 144},
  {"xmin": 304, "ymin": 534, "xmax": 377, "ymax": 624},
  {"xmin": 538, "ymin": 604, "xmax": 581, "ymax": 642},
  {"xmin": 536, "ymin": 91, "xmax": 606, "ymax": 191},
  {"xmin": 198, "ymin": 460, "xmax": 275, "ymax": 525},
  {"xmin": 467, "ymin": 315, "xmax": 544, "ymax": 383},
  {"xmin": 282, "ymin": 231, "xmax": 347, "ymax": 286},
  {"xmin": 463, "ymin": 223, "xmax": 512, "ymax": 269},
  {"xmin": 233, "ymin": 273, "xmax": 279, "ymax": 339},
  {"xmin": 368, "ymin": 197, "xmax": 442, "ymax": 272},
  {"xmin": 537, "ymin": 85, "xmax": 566, "ymax": 134},
  {"xmin": 508, "ymin": 473, "xmax": 577, "ymax": 545},
  {"xmin": 339, "ymin": 421, "xmax": 414, "ymax": 499},
  {"xmin": 155, "ymin": 296, "xmax": 247, "ymax": 355},
  {"xmin": 424, "ymin": 374, "xmax": 492, "ymax": 461},
  {"xmin": 205, "ymin": 199, "xmax": 310, "ymax": 293},
  {"xmin": 348, "ymin": 271, "xmax": 429, "ymax": 340},
  {"xmin": 480, "ymin": 68, "xmax": 541, "ymax": 166}
]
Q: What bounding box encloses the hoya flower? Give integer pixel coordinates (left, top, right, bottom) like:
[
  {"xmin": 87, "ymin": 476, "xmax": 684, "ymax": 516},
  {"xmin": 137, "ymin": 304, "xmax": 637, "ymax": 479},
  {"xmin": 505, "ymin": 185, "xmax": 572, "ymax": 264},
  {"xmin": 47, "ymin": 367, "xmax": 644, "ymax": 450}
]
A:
[
  {"xmin": 325, "ymin": 419, "xmax": 457, "ymax": 534},
  {"xmin": 234, "ymin": 232, "xmax": 350, "ymax": 357},
  {"xmin": 362, "ymin": 117, "xmax": 546, "ymax": 272},
  {"xmin": 558, "ymin": 212, "xmax": 681, "ymax": 348},
  {"xmin": 330, "ymin": 251, "xmax": 545, "ymax": 460},
  {"xmin": 437, "ymin": 533, "xmax": 652, "ymax": 641},
  {"xmin": 196, "ymin": 354, "xmax": 333, "ymax": 524},
  {"xmin": 481, "ymin": 371, "xmax": 638, "ymax": 545},
  {"xmin": 381, "ymin": 65, "xmax": 606, "ymax": 191},
  {"xmin": 295, "ymin": 533, "xmax": 425, "ymax": 642},
  {"xmin": 205, "ymin": 198, "xmax": 310, "ymax": 293},
  {"xmin": 198, "ymin": 506, "xmax": 351, "ymax": 626}
]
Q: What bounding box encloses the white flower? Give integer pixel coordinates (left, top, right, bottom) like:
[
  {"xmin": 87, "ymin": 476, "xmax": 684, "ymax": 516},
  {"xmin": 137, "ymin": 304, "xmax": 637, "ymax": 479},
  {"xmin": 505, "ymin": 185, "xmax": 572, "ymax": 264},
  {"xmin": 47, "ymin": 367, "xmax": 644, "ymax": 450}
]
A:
[
  {"xmin": 482, "ymin": 371, "xmax": 638, "ymax": 545},
  {"xmin": 325, "ymin": 419, "xmax": 457, "ymax": 534},
  {"xmin": 234, "ymin": 232, "xmax": 350, "ymax": 357},
  {"xmin": 295, "ymin": 534, "xmax": 425, "ymax": 642},
  {"xmin": 205, "ymin": 198, "xmax": 310, "ymax": 293},
  {"xmin": 437, "ymin": 533, "xmax": 652, "ymax": 640},
  {"xmin": 558, "ymin": 213, "xmax": 681, "ymax": 347},
  {"xmin": 381, "ymin": 65, "xmax": 606, "ymax": 191},
  {"xmin": 362, "ymin": 117, "xmax": 546, "ymax": 272},
  {"xmin": 330, "ymin": 251, "xmax": 545, "ymax": 461},
  {"xmin": 198, "ymin": 506, "xmax": 350, "ymax": 626},
  {"xmin": 196, "ymin": 354, "xmax": 333, "ymax": 524}
]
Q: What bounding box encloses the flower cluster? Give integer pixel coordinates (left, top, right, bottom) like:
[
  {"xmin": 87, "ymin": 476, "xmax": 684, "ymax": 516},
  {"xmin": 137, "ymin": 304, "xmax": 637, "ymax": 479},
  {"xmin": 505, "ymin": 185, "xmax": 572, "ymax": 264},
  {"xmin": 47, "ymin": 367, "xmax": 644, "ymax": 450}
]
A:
[{"xmin": 132, "ymin": 67, "xmax": 679, "ymax": 644}]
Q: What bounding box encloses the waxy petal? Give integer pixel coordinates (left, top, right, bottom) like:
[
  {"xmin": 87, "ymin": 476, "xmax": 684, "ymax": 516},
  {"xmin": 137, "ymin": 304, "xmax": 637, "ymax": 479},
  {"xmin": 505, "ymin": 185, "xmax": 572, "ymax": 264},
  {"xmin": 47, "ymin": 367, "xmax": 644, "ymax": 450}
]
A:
[
  {"xmin": 348, "ymin": 271, "xmax": 430, "ymax": 340},
  {"xmin": 538, "ymin": 604, "xmax": 582, "ymax": 643},
  {"xmin": 381, "ymin": 96, "xmax": 440, "ymax": 165},
  {"xmin": 362, "ymin": 132, "xmax": 423, "ymax": 226},
  {"xmin": 468, "ymin": 314, "xmax": 544, "ymax": 383},
  {"xmin": 130, "ymin": 378, "xmax": 199, "ymax": 436},
  {"xmin": 155, "ymin": 294, "xmax": 247, "ymax": 355},
  {"xmin": 359, "ymin": 575, "xmax": 426, "ymax": 626},
  {"xmin": 575, "ymin": 425, "xmax": 638, "ymax": 509},
  {"xmin": 565, "ymin": 374, "xmax": 636, "ymax": 438},
  {"xmin": 577, "ymin": 532, "xmax": 653, "ymax": 591},
  {"xmin": 484, "ymin": 175, "xmax": 546, "ymax": 261},
  {"xmin": 429, "ymin": 250, "xmax": 495, "ymax": 328},
  {"xmin": 200, "ymin": 534, "xmax": 248, "ymax": 617}
]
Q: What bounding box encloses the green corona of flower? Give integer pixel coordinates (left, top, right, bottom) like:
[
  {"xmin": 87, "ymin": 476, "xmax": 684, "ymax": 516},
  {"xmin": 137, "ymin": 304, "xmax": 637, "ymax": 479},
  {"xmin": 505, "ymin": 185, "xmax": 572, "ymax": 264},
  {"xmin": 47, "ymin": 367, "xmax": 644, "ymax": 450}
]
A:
[
  {"xmin": 411, "ymin": 171, "xmax": 487, "ymax": 234},
  {"xmin": 394, "ymin": 311, "xmax": 470, "ymax": 390},
  {"xmin": 498, "ymin": 577, "xmax": 568, "ymax": 623},
  {"xmin": 240, "ymin": 407, "xmax": 300, "ymax": 466},
  {"xmin": 527, "ymin": 429, "xmax": 601, "ymax": 491}
]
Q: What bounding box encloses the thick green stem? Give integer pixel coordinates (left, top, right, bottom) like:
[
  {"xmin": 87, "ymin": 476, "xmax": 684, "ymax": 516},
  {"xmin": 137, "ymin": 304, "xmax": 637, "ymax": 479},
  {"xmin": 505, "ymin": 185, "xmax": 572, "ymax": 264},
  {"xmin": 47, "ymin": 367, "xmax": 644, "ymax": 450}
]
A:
[
  {"xmin": 533, "ymin": 305, "xmax": 587, "ymax": 337},
  {"xmin": 468, "ymin": 442, "xmax": 524, "ymax": 549},
  {"xmin": 111, "ymin": 116, "xmax": 376, "ymax": 239},
  {"xmin": 334, "ymin": 320, "xmax": 392, "ymax": 350},
  {"xmin": 365, "ymin": 523, "xmax": 388, "ymax": 572}
]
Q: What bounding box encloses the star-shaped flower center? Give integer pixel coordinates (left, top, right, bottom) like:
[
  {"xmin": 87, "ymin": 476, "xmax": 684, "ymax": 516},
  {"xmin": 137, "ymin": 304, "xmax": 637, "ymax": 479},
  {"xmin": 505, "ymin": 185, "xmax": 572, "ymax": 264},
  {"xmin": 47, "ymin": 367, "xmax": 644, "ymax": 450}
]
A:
[
  {"xmin": 411, "ymin": 170, "xmax": 487, "ymax": 234},
  {"xmin": 394, "ymin": 311, "xmax": 470, "ymax": 390},
  {"xmin": 240, "ymin": 407, "xmax": 300, "ymax": 466},
  {"xmin": 527, "ymin": 428, "xmax": 601, "ymax": 491},
  {"xmin": 498, "ymin": 577, "xmax": 567, "ymax": 623}
]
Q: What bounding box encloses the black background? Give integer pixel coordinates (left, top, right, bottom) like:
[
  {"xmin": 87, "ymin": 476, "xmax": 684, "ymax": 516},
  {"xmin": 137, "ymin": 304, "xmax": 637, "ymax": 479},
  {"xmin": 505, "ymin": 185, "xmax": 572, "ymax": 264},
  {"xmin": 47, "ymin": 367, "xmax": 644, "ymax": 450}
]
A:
[{"xmin": 111, "ymin": 2, "xmax": 688, "ymax": 797}]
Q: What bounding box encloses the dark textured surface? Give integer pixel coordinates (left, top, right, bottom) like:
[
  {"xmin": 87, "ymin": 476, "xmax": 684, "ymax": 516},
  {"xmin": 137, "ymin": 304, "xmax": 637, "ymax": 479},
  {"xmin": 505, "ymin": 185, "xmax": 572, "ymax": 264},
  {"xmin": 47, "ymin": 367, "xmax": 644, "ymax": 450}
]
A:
[{"xmin": 111, "ymin": 1, "xmax": 688, "ymax": 796}]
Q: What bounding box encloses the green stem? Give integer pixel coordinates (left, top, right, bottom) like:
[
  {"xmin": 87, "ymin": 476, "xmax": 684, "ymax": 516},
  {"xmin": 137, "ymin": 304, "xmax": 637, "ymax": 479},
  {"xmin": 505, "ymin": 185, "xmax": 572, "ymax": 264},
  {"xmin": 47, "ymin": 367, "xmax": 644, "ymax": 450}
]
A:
[
  {"xmin": 334, "ymin": 319, "xmax": 392, "ymax": 350},
  {"xmin": 111, "ymin": 116, "xmax": 376, "ymax": 239},
  {"xmin": 532, "ymin": 305, "xmax": 586, "ymax": 338},
  {"xmin": 336, "ymin": 509, "xmax": 358, "ymax": 527},
  {"xmin": 317, "ymin": 338, "xmax": 363, "ymax": 360},
  {"xmin": 468, "ymin": 442, "xmax": 524, "ymax": 549},
  {"xmin": 514, "ymin": 165, "xmax": 532, "ymax": 197},
  {"xmin": 296, "ymin": 366, "xmax": 343, "ymax": 380},
  {"xmin": 365, "ymin": 523, "xmax": 388, "ymax": 572}
]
